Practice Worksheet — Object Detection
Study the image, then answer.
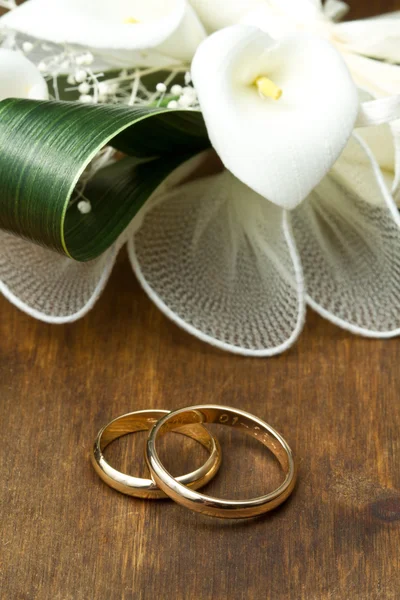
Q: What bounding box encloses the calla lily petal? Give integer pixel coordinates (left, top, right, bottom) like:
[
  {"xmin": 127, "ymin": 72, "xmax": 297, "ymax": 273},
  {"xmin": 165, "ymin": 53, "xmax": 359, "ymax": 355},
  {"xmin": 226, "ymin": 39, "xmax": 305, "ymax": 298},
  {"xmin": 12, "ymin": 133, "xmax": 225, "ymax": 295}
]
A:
[
  {"xmin": 241, "ymin": 1, "xmax": 326, "ymax": 39},
  {"xmin": 0, "ymin": 48, "xmax": 48, "ymax": 101},
  {"xmin": 0, "ymin": 231, "xmax": 118, "ymax": 323},
  {"xmin": 292, "ymin": 133, "xmax": 400, "ymax": 336},
  {"xmin": 336, "ymin": 15, "xmax": 400, "ymax": 63},
  {"xmin": 254, "ymin": 0, "xmax": 322, "ymax": 23},
  {"xmin": 343, "ymin": 52, "xmax": 400, "ymax": 99},
  {"xmin": 192, "ymin": 25, "xmax": 359, "ymax": 209},
  {"xmin": 242, "ymin": 0, "xmax": 400, "ymax": 157},
  {"xmin": 156, "ymin": 4, "xmax": 206, "ymax": 62},
  {"xmin": 0, "ymin": 0, "xmax": 206, "ymax": 64},
  {"xmin": 129, "ymin": 152, "xmax": 305, "ymax": 356},
  {"xmin": 189, "ymin": 0, "xmax": 264, "ymax": 33}
]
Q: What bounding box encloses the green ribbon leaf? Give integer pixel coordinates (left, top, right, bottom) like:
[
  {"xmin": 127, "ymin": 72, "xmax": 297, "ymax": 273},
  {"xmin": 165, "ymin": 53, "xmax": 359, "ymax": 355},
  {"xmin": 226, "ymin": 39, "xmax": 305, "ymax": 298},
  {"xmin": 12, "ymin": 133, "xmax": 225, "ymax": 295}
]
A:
[{"xmin": 0, "ymin": 99, "xmax": 209, "ymax": 261}]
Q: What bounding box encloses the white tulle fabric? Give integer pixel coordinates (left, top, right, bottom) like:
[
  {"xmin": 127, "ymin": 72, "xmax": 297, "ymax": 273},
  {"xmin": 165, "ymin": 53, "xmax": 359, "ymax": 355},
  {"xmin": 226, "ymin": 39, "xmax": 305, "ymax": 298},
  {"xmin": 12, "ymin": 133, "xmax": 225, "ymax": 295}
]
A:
[
  {"xmin": 0, "ymin": 230, "xmax": 120, "ymax": 323},
  {"xmin": 191, "ymin": 26, "xmax": 359, "ymax": 210},
  {"xmin": 291, "ymin": 134, "xmax": 400, "ymax": 336},
  {"xmin": 127, "ymin": 132, "xmax": 400, "ymax": 350},
  {"xmin": 128, "ymin": 171, "xmax": 305, "ymax": 356}
]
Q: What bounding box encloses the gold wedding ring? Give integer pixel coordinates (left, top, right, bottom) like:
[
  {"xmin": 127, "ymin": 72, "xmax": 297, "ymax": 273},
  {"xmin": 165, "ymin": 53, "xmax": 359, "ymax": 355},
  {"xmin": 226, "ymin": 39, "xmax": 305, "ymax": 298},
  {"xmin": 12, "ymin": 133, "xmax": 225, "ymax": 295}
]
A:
[
  {"xmin": 91, "ymin": 409, "xmax": 222, "ymax": 499},
  {"xmin": 146, "ymin": 405, "xmax": 296, "ymax": 518}
]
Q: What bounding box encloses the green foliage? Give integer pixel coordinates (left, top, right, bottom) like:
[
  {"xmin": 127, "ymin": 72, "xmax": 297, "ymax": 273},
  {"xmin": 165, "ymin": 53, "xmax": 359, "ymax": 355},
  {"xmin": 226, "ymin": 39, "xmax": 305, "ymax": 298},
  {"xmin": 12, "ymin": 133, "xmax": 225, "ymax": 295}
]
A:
[{"xmin": 0, "ymin": 98, "xmax": 209, "ymax": 261}]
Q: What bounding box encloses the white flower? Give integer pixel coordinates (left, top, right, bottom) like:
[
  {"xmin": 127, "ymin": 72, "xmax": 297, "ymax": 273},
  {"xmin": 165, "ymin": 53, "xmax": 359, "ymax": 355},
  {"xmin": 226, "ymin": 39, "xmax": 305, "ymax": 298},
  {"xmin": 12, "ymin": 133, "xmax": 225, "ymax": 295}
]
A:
[
  {"xmin": 240, "ymin": 3, "xmax": 400, "ymax": 203},
  {"xmin": 0, "ymin": 48, "xmax": 48, "ymax": 101},
  {"xmin": 0, "ymin": 0, "xmax": 206, "ymax": 67},
  {"xmin": 241, "ymin": 0, "xmax": 400, "ymax": 97},
  {"xmin": 191, "ymin": 25, "xmax": 359, "ymax": 209},
  {"xmin": 188, "ymin": 0, "xmax": 265, "ymax": 33}
]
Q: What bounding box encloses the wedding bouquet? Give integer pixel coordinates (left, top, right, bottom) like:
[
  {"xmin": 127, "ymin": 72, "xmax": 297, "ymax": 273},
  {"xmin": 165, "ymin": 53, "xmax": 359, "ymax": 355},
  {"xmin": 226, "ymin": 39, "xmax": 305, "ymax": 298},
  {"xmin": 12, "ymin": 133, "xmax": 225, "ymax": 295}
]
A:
[{"xmin": 0, "ymin": 0, "xmax": 399, "ymax": 356}]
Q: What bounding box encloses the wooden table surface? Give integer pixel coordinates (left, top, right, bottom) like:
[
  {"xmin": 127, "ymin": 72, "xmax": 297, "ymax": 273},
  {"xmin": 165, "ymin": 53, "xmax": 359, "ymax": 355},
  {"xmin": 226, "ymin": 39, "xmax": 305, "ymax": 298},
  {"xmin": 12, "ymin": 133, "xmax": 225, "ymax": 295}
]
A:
[{"xmin": 1, "ymin": 2, "xmax": 400, "ymax": 599}]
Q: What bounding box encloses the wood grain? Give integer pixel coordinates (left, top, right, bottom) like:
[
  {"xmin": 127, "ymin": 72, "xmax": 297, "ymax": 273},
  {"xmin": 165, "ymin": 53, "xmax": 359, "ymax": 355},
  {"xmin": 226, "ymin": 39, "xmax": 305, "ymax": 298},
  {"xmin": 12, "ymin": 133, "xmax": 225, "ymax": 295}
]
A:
[{"xmin": 1, "ymin": 1, "xmax": 400, "ymax": 598}]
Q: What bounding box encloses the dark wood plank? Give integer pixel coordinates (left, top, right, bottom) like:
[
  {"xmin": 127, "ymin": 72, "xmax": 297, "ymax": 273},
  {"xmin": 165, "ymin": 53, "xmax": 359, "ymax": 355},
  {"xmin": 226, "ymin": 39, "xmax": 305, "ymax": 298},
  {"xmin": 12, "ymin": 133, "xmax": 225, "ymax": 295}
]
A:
[
  {"xmin": 1, "ymin": 248, "xmax": 400, "ymax": 600},
  {"xmin": 1, "ymin": 1, "xmax": 400, "ymax": 598},
  {"xmin": 348, "ymin": 0, "xmax": 399, "ymax": 17}
]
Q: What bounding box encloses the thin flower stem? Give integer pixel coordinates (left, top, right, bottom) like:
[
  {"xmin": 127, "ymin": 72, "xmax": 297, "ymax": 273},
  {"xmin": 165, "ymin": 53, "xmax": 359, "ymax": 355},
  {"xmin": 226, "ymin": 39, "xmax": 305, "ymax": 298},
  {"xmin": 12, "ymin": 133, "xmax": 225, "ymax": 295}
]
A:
[
  {"xmin": 105, "ymin": 64, "xmax": 187, "ymax": 86},
  {"xmin": 128, "ymin": 71, "xmax": 141, "ymax": 106}
]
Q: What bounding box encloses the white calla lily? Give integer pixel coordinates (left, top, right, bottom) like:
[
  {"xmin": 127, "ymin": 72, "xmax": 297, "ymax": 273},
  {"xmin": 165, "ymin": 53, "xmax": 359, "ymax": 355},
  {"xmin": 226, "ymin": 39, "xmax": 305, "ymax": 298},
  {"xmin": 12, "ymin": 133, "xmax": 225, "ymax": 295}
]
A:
[
  {"xmin": 188, "ymin": 0, "xmax": 264, "ymax": 33},
  {"xmin": 192, "ymin": 25, "xmax": 359, "ymax": 209},
  {"xmin": 240, "ymin": 2, "xmax": 400, "ymax": 202},
  {"xmin": 0, "ymin": 48, "xmax": 48, "ymax": 101},
  {"xmin": 0, "ymin": 0, "xmax": 206, "ymax": 66},
  {"xmin": 241, "ymin": 0, "xmax": 328, "ymax": 40},
  {"xmin": 242, "ymin": 1, "xmax": 400, "ymax": 97}
]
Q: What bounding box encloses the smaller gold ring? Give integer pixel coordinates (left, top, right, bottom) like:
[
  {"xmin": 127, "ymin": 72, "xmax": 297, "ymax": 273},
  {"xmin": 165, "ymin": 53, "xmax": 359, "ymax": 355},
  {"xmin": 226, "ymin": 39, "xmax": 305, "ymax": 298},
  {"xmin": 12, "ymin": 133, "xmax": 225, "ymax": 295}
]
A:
[
  {"xmin": 91, "ymin": 409, "xmax": 222, "ymax": 499},
  {"xmin": 146, "ymin": 405, "xmax": 296, "ymax": 518}
]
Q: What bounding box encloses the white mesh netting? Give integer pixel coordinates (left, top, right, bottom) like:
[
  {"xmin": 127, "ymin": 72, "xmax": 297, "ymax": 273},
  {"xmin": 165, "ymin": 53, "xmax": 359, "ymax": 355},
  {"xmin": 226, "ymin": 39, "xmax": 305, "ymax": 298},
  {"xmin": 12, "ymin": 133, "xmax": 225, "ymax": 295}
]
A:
[
  {"xmin": 129, "ymin": 170, "xmax": 305, "ymax": 356},
  {"xmin": 0, "ymin": 230, "xmax": 119, "ymax": 322},
  {"xmin": 291, "ymin": 133, "xmax": 400, "ymax": 336}
]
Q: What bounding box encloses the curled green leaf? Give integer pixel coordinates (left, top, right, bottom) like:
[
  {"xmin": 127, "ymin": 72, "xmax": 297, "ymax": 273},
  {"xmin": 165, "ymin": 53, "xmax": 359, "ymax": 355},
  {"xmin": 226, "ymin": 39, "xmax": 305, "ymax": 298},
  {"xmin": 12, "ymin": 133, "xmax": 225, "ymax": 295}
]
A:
[{"xmin": 0, "ymin": 99, "xmax": 209, "ymax": 261}]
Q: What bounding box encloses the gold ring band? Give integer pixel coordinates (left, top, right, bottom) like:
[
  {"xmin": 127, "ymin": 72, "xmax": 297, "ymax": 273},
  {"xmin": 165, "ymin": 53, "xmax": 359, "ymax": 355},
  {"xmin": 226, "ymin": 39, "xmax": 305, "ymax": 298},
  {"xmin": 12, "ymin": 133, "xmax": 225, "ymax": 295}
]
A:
[
  {"xmin": 91, "ymin": 409, "xmax": 222, "ymax": 499},
  {"xmin": 146, "ymin": 405, "xmax": 296, "ymax": 518}
]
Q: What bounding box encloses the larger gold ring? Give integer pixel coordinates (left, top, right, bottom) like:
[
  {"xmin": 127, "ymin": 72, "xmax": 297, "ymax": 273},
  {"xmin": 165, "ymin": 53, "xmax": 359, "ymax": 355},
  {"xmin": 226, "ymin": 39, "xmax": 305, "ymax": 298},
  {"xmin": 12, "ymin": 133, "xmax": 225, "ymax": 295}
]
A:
[
  {"xmin": 146, "ymin": 405, "xmax": 296, "ymax": 518},
  {"xmin": 91, "ymin": 409, "xmax": 221, "ymax": 499}
]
